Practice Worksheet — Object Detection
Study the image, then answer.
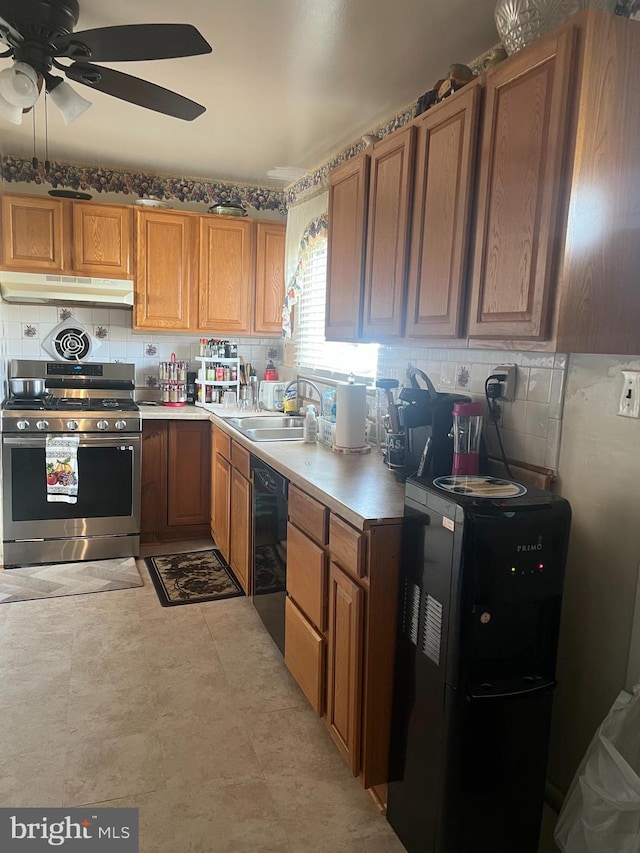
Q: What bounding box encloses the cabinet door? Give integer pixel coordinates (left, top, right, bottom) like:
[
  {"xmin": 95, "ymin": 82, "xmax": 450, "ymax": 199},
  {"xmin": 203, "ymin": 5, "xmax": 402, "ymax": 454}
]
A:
[
  {"xmin": 326, "ymin": 153, "xmax": 369, "ymax": 342},
  {"xmin": 199, "ymin": 217, "xmax": 253, "ymax": 333},
  {"xmin": 229, "ymin": 467, "xmax": 251, "ymax": 594},
  {"xmin": 467, "ymin": 28, "xmax": 576, "ymax": 341},
  {"xmin": 167, "ymin": 421, "xmax": 211, "ymax": 526},
  {"xmin": 285, "ymin": 597, "xmax": 325, "ymax": 715},
  {"xmin": 327, "ymin": 562, "xmax": 364, "ymax": 775},
  {"xmin": 287, "ymin": 521, "xmax": 327, "ymax": 631},
  {"xmin": 1, "ymin": 195, "xmax": 64, "ymax": 271},
  {"xmin": 72, "ymin": 203, "xmax": 132, "ymax": 277},
  {"xmin": 134, "ymin": 210, "xmax": 197, "ymax": 330},
  {"xmin": 213, "ymin": 453, "xmax": 231, "ymax": 562},
  {"xmin": 362, "ymin": 126, "xmax": 416, "ymax": 340},
  {"xmin": 140, "ymin": 421, "xmax": 167, "ymax": 543},
  {"xmin": 406, "ymin": 85, "xmax": 480, "ymax": 339},
  {"xmin": 254, "ymin": 222, "xmax": 285, "ymax": 335}
]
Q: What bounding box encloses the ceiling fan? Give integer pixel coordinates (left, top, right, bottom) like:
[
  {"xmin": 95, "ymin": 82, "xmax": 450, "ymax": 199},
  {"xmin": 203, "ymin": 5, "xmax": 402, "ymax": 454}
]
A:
[{"xmin": 0, "ymin": 0, "xmax": 212, "ymax": 124}]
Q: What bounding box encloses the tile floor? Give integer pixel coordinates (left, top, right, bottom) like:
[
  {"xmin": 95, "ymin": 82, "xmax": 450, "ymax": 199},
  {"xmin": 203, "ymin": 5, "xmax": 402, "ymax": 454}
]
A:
[{"xmin": 0, "ymin": 540, "xmax": 560, "ymax": 852}]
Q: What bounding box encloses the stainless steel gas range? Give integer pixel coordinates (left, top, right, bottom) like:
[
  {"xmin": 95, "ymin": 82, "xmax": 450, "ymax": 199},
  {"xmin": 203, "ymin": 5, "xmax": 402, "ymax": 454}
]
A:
[{"xmin": 1, "ymin": 360, "xmax": 142, "ymax": 567}]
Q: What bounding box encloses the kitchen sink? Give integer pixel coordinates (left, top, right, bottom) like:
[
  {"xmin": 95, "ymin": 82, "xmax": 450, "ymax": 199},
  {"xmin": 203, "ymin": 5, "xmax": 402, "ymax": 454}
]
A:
[{"xmin": 226, "ymin": 415, "xmax": 305, "ymax": 441}]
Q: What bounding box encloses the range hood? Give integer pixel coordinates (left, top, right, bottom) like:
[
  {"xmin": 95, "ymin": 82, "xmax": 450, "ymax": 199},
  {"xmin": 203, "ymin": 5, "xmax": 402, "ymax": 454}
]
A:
[{"xmin": 0, "ymin": 272, "xmax": 134, "ymax": 308}]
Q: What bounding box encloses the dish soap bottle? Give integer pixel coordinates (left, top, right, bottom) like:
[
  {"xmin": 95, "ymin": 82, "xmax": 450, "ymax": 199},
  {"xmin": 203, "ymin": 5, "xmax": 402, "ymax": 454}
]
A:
[{"xmin": 304, "ymin": 404, "xmax": 318, "ymax": 443}]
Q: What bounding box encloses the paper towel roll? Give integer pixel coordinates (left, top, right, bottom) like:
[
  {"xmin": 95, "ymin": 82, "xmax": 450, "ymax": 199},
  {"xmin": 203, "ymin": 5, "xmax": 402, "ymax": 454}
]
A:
[{"xmin": 335, "ymin": 382, "xmax": 367, "ymax": 449}]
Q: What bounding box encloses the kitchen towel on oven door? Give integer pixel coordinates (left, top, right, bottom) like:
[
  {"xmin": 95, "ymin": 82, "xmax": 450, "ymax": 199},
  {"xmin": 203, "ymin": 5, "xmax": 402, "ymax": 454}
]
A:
[{"xmin": 46, "ymin": 435, "xmax": 79, "ymax": 503}]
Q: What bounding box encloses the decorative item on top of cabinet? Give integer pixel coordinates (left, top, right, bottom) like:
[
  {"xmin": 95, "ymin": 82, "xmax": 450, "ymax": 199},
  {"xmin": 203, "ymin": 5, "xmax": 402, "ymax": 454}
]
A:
[
  {"xmin": 405, "ymin": 83, "xmax": 480, "ymax": 340},
  {"xmin": 495, "ymin": 0, "xmax": 613, "ymax": 55},
  {"xmin": 362, "ymin": 125, "xmax": 416, "ymax": 341},
  {"xmin": 198, "ymin": 216, "xmax": 253, "ymax": 334},
  {"xmin": 254, "ymin": 222, "xmax": 286, "ymax": 335},
  {"xmin": 135, "ymin": 209, "xmax": 198, "ymax": 331},
  {"xmin": 467, "ymin": 26, "xmax": 576, "ymax": 341},
  {"xmin": 326, "ymin": 152, "xmax": 370, "ymax": 342}
]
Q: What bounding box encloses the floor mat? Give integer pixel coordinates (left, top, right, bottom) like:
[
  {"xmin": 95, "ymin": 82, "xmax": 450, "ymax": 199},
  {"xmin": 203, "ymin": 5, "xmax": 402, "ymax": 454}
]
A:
[
  {"xmin": 0, "ymin": 557, "xmax": 143, "ymax": 604},
  {"xmin": 145, "ymin": 549, "xmax": 244, "ymax": 606}
]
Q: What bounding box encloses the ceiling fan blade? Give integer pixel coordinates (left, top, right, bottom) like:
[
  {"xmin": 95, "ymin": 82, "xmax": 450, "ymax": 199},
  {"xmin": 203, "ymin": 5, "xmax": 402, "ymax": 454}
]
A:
[
  {"xmin": 0, "ymin": 13, "xmax": 23, "ymax": 48},
  {"xmin": 65, "ymin": 62, "xmax": 206, "ymax": 121},
  {"xmin": 55, "ymin": 24, "xmax": 212, "ymax": 62}
]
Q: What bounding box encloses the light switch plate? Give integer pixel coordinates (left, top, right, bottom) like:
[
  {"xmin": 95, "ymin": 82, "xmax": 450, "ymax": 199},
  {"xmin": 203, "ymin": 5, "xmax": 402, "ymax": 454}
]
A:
[{"xmin": 618, "ymin": 371, "xmax": 640, "ymax": 418}]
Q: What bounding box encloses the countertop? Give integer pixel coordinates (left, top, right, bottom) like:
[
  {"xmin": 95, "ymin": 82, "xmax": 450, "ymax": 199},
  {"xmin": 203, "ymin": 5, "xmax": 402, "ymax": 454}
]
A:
[{"xmin": 140, "ymin": 404, "xmax": 406, "ymax": 530}]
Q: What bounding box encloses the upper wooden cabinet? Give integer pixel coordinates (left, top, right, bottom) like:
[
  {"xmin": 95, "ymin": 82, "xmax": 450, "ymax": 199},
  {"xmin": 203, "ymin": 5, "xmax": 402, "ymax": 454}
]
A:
[
  {"xmin": 467, "ymin": 28, "xmax": 576, "ymax": 342},
  {"xmin": 325, "ymin": 10, "xmax": 640, "ymax": 355},
  {"xmin": 362, "ymin": 125, "xmax": 416, "ymax": 341},
  {"xmin": 199, "ymin": 216, "xmax": 253, "ymax": 334},
  {"xmin": 326, "ymin": 127, "xmax": 415, "ymax": 343},
  {"xmin": 1, "ymin": 194, "xmax": 132, "ymax": 277},
  {"xmin": 134, "ymin": 209, "xmax": 286, "ymax": 335},
  {"xmin": 326, "ymin": 154, "xmax": 370, "ymax": 342},
  {"xmin": 1, "ymin": 195, "xmax": 65, "ymax": 272},
  {"xmin": 254, "ymin": 222, "xmax": 286, "ymax": 335},
  {"xmin": 135, "ymin": 210, "xmax": 198, "ymax": 331},
  {"xmin": 405, "ymin": 84, "xmax": 480, "ymax": 340},
  {"xmin": 72, "ymin": 203, "xmax": 132, "ymax": 277}
]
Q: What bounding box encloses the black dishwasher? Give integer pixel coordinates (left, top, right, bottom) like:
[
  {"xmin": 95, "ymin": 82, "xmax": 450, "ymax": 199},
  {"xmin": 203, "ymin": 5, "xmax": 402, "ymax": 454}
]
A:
[{"xmin": 251, "ymin": 457, "xmax": 288, "ymax": 654}]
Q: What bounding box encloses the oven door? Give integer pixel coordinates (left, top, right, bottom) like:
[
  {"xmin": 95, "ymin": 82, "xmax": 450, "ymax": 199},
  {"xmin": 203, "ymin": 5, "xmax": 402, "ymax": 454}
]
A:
[{"xmin": 2, "ymin": 433, "xmax": 141, "ymax": 541}]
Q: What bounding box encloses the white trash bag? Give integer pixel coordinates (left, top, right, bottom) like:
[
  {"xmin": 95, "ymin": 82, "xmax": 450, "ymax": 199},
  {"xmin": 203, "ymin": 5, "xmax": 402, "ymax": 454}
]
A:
[{"xmin": 555, "ymin": 684, "xmax": 640, "ymax": 853}]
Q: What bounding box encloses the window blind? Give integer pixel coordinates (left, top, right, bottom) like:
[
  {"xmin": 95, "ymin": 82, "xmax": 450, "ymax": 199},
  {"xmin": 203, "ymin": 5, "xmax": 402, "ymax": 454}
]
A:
[{"xmin": 295, "ymin": 234, "xmax": 378, "ymax": 377}]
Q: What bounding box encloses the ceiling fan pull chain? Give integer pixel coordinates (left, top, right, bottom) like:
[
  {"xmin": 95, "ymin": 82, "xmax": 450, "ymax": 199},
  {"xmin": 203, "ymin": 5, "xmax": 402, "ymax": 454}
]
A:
[
  {"xmin": 44, "ymin": 91, "xmax": 50, "ymax": 174},
  {"xmin": 31, "ymin": 104, "xmax": 37, "ymax": 171}
]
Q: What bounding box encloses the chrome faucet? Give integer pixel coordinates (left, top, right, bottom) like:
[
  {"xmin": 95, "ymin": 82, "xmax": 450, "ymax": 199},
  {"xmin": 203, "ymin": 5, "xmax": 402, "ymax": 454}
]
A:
[{"xmin": 284, "ymin": 378, "xmax": 323, "ymax": 412}]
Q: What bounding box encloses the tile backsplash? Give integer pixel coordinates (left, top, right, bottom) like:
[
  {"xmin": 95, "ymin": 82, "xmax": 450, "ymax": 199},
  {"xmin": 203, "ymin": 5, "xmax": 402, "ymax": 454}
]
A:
[
  {"xmin": 0, "ymin": 302, "xmax": 282, "ymax": 396},
  {"xmin": 0, "ymin": 300, "xmax": 567, "ymax": 473},
  {"xmin": 377, "ymin": 344, "xmax": 567, "ymax": 471}
]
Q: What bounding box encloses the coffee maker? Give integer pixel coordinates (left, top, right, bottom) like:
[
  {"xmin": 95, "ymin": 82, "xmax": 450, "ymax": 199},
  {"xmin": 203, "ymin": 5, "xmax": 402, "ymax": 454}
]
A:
[{"xmin": 397, "ymin": 369, "xmax": 479, "ymax": 480}]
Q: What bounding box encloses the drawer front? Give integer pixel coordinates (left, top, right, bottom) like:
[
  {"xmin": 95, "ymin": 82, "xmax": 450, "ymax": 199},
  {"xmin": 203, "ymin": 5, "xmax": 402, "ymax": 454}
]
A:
[
  {"xmin": 285, "ymin": 597, "xmax": 324, "ymax": 715},
  {"xmin": 231, "ymin": 440, "xmax": 250, "ymax": 479},
  {"xmin": 289, "ymin": 484, "xmax": 328, "ymax": 545},
  {"xmin": 329, "ymin": 514, "xmax": 365, "ymax": 579},
  {"xmin": 287, "ymin": 521, "xmax": 327, "ymax": 632},
  {"xmin": 214, "ymin": 427, "xmax": 231, "ymax": 461}
]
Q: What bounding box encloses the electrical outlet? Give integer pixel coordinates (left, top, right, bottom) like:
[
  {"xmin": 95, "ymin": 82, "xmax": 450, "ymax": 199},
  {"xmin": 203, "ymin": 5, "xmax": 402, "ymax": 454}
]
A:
[
  {"xmin": 488, "ymin": 364, "xmax": 517, "ymax": 402},
  {"xmin": 618, "ymin": 370, "xmax": 640, "ymax": 418}
]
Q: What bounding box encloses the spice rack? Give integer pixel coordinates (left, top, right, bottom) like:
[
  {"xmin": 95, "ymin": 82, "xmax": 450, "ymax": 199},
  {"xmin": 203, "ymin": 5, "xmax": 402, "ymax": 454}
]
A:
[{"xmin": 195, "ymin": 356, "xmax": 240, "ymax": 406}]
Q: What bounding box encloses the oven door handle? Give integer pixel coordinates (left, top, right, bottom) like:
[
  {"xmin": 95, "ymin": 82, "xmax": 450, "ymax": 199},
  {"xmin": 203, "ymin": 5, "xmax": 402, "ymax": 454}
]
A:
[{"xmin": 2, "ymin": 435, "xmax": 142, "ymax": 449}]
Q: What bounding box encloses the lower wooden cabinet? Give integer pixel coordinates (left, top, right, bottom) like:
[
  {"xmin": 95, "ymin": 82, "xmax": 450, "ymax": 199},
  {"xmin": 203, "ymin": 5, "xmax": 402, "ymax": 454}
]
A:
[
  {"xmin": 141, "ymin": 419, "xmax": 211, "ymax": 542},
  {"xmin": 210, "ymin": 426, "xmax": 251, "ymax": 594},
  {"xmin": 284, "ymin": 597, "xmax": 324, "ymax": 714},
  {"xmin": 326, "ymin": 561, "xmax": 364, "ymax": 775}
]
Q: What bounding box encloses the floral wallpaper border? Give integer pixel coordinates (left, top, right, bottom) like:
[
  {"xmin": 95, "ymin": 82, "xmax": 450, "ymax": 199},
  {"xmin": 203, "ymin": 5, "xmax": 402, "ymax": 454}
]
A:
[
  {"xmin": 285, "ymin": 41, "xmax": 504, "ymax": 204},
  {"xmin": 0, "ymin": 156, "xmax": 288, "ymax": 214}
]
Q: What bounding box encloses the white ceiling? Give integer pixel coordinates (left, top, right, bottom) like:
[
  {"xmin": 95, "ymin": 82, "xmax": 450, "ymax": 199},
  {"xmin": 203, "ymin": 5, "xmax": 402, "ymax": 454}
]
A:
[{"xmin": 1, "ymin": 0, "xmax": 501, "ymax": 186}]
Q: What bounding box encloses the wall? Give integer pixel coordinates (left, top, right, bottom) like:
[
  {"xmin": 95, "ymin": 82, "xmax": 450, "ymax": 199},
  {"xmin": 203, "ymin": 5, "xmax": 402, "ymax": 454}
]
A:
[{"xmin": 547, "ymin": 353, "xmax": 640, "ymax": 793}]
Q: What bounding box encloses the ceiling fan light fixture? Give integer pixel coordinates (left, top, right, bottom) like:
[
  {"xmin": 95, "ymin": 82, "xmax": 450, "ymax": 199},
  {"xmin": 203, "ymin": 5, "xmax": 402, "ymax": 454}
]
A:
[
  {"xmin": 0, "ymin": 90, "xmax": 22, "ymax": 124},
  {"xmin": 49, "ymin": 80, "xmax": 92, "ymax": 125},
  {"xmin": 0, "ymin": 61, "xmax": 39, "ymax": 108}
]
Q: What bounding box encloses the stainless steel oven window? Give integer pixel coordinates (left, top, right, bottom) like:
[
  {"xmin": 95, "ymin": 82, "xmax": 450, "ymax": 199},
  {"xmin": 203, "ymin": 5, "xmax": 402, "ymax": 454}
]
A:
[{"xmin": 2, "ymin": 433, "xmax": 141, "ymax": 541}]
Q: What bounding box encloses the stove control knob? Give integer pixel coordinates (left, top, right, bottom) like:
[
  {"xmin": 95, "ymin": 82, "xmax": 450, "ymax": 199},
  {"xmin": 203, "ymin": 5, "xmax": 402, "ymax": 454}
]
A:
[
  {"xmin": 66, "ymin": 420, "xmax": 79, "ymax": 431},
  {"xmin": 36, "ymin": 420, "xmax": 49, "ymax": 431},
  {"xmin": 16, "ymin": 419, "xmax": 30, "ymax": 430},
  {"xmin": 115, "ymin": 420, "xmax": 127, "ymax": 430},
  {"xmin": 96, "ymin": 420, "xmax": 109, "ymax": 431}
]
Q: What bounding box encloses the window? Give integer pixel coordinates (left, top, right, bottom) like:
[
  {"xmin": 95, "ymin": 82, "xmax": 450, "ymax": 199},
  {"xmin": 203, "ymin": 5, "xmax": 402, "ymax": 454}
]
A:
[{"xmin": 294, "ymin": 231, "xmax": 378, "ymax": 378}]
